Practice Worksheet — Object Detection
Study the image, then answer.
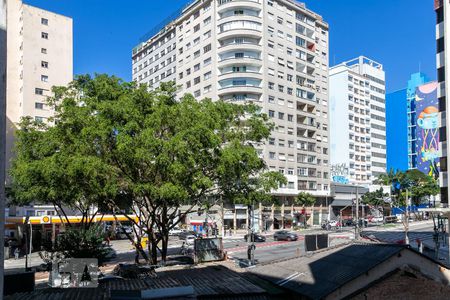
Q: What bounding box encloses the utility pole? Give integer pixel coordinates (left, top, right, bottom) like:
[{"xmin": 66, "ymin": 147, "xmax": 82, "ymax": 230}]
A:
[
  {"xmin": 0, "ymin": 0, "xmax": 6, "ymax": 297},
  {"xmin": 405, "ymin": 188, "xmax": 410, "ymax": 245},
  {"xmin": 355, "ymin": 186, "xmax": 360, "ymax": 239}
]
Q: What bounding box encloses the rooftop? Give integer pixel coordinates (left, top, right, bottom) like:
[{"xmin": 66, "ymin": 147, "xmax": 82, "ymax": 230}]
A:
[{"xmin": 248, "ymin": 242, "xmax": 420, "ymax": 299}]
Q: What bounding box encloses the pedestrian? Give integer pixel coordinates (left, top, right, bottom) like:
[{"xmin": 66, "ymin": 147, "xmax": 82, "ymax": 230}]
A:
[
  {"xmin": 14, "ymin": 247, "xmax": 20, "ymax": 260},
  {"xmin": 229, "ymin": 228, "xmax": 232, "ymax": 236}
]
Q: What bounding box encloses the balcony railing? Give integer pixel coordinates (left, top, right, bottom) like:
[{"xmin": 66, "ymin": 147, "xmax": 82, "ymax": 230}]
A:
[{"xmin": 218, "ymin": 0, "xmax": 260, "ymax": 6}]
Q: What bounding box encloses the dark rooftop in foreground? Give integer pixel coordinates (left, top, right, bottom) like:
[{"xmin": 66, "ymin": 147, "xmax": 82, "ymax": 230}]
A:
[
  {"xmin": 249, "ymin": 242, "xmax": 450, "ymax": 300},
  {"xmin": 249, "ymin": 243, "xmax": 406, "ymax": 299},
  {"xmin": 6, "ymin": 264, "xmax": 282, "ymax": 300}
]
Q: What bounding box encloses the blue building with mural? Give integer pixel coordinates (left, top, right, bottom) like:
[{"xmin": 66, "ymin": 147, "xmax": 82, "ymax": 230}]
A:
[{"xmin": 386, "ymin": 72, "xmax": 429, "ymax": 172}]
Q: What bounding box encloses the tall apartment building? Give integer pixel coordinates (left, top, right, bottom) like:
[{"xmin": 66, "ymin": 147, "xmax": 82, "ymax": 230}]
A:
[
  {"xmin": 329, "ymin": 56, "xmax": 386, "ymax": 188},
  {"xmin": 436, "ymin": 0, "xmax": 449, "ymax": 205},
  {"xmin": 5, "ymin": 0, "xmax": 72, "ymax": 216},
  {"xmin": 132, "ymin": 0, "xmax": 331, "ymax": 199}
]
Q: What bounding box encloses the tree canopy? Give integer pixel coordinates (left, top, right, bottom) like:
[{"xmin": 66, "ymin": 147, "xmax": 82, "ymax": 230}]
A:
[
  {"xmin": 9, "ymin": 75, "xmax": 286, "ymax": 264},
  {"xmin": 294, "ymin": 192, "xmax": 316, "ymax": 207}
]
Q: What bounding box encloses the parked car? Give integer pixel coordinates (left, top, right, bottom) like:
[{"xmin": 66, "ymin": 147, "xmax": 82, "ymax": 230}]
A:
[
  {"xmin": 273, "ymin": 230, "xmax": 298, "ymax": 241},
  {"xmin": 179, "ymin": 231, "xmax": 201, "ymax": 240},
  {"xmin": 185, "ymin": 235, "xmax": 197, "ymax": 246},
  {"xmin": 343, "ymin": 218, "xmax": 368, "ymax": 227},
  {"xmin": 369, "ymin": 216, "xmax": 384, "ymax": 223},
  {"xmin": 169, "ymin": 227, "xmax": 184, "ymax": 236},
  {"xmin": 244, "ymin": 233, "xmax": 266, "ymax": 242}
]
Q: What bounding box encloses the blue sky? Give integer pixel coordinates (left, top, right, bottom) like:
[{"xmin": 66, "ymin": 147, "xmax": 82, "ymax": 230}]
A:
[{"xmin": 25, "ymin": 0, "xmax": 436, "ymax": 93}]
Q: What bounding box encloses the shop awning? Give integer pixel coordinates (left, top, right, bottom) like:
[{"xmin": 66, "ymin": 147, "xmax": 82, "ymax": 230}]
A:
[{"xmin": 331, "ymin": 199, "xmax": 353, "ymax": 207}]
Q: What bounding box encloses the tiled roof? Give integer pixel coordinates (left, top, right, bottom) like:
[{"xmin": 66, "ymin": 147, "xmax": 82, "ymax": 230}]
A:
[{"xmin": 6, "ymin": 264, "xmax": 271, "ymax": 300}]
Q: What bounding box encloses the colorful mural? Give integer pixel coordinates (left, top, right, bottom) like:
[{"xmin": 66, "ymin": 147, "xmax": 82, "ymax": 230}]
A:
[{"xmin": 415, "ymin": 82, "xmax": 440, "ymax": 178}]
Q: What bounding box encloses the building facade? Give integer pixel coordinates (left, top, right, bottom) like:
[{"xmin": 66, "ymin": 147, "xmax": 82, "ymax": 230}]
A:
[
  {"xmin": 5, "ymin": 0, "xmax": 73, "ymax": 214},
  {"xmin": 436, "ymin": 0, "xmax": 449, "ymax": 205},
  {"xmin": 386, "ymin": 72, "xmax": 430, "ymax": 172},
  {"xmin": 329, "ymin": 56, "xmax": 386, "ymax": 188},
  {"xmin": 407, "ymin": 73, "xmax": 430, "ymax": 169},
  {"xmin": 386, "ymin": 88, "xmax": 408, "ymax": 171},
  {"xmin": 132, "ymin": 0, "xmax": 331, "ymax": 198}
]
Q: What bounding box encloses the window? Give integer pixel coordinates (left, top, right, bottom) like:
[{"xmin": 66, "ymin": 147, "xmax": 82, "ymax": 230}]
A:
[
  {"xmin": 269, "ymin": 138, "xmax": 275, "ymax": 145},
  {"xmin": 235, "ymin": 52, "xmax": 244, "ymax": 58},
  {"xmin": 194, "ymin": 37, "xmax": 200, "ymax": 45},
  {"xmin": 288, "ymin": 114, "xmax": 293, "ymax": 122},
  {"xmin": 278, "ymin": 112, "xmax": 284, "ymax": 120},
  {"xmin": 194, "ymin": 24, "xmax": 200, "ymax": 32},
  {"xmin": 41, "ymin": 75, "xmax": 48, "ymax": 82},
  {"xmin": 35, "ymin": 102, "xmax": 44, "ymax": 109},
  {"xmin": 204, "ymin": 85, "xmax": 212, "ymax": 93},
  {"xmin": 194, "ymin": 90, "xmax": 201, "ymax": 97},
  {"xmin": 41, "ymin": 18, "xmax": 48, "ymax": 25},
  {"xmin": 268, "ymin": 82, "xmax": 274, "ymax": 90},
  {"xmin": 194, "ymin": 76, "xmax": 200, "ymax": 85},
  {"xmin": 35, "ymin": 88, "xmax": 44, "ymax": 95},
  {"xmin": 204, "ymin": 71, "xmax": 212, "ymax": 80},
  {"xmin": 268, "ymin": 110, "xmax": 275, "ymax": 117},
  {"xmin": 269, "ymin": 152, "xmax": 276, "ymax": 159},
  {"xmin": 204, "ymin": 17, "xmax": 211, "ymax": 25},
  {"xmin": 41, "ymin": 48, "xmax": 47, "ymax": 54},
  {"xmin": 41, "ymin": 61, "xmax": 48, "ymax": 68},
  {"xmin": 268, "ymin": 96, "xmax": 275, "ymax": 103},
  {"xmin": 194, "ymin": 50, "xmax": 201, "ymax": 58},
  {"xmin": 35, "ymin": 116, "xmax": 44, "ymax": 123},
  {"xmin": 204, "ymin": 57, "xmax": 212, "ymax": 66},
  {"xmin": 203, "ymin": 44, "xmax": 211, "ymax": 53},
  {"xmin": 204, "ymin": 30, "xmax": 211, "ymax": 39},
  {"xmin": 193, "ymin": 10, "xmax": 200, "ymax": 19},
  {"xmin": 41, "ymin": 32, "xmax": 48, "ymax": 39}
]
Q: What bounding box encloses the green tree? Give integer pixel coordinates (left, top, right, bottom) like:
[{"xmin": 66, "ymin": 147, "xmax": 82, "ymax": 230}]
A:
[
  {"xmin": 294, "ymin": 192, "xmax": 316, "ymax": 207},
  {"xmin": 361, "ymin": 188, "xmax": 386, "ymax": 207},
  {"xmin": 54, "ymin": 225, "xmax": 110, "ymax": 265},
  {"xmin": 9, "ymin": 75, "xmax": 285, "ymax": 265}
]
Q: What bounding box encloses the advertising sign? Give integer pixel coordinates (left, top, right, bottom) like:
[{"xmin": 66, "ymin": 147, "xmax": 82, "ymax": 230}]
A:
[{"xmin": 415, "ymin": 82, "xmax": 440, "ymax": 178}]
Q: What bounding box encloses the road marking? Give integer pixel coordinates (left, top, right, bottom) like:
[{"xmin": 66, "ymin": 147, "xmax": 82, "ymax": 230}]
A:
[{"xmin": 276, "ymin": 272, "xmax": 304, "ymax": 286}]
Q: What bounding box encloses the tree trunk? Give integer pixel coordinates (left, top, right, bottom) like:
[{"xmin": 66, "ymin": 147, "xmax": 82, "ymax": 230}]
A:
[
  {"xmin": 161, "ymin": 235, "xmax": 169, "ymax": 262},
  {"xmin": 150, "ymin": 240, "xmax": 158, "ymax": 265}
]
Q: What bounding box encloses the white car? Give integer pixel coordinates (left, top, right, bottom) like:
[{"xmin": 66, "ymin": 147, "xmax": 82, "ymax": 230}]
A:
[
  {"xmin": 185, "ymin": 235, "xmax": 196, "ymax": 246},
  {"xmin": 329, "ymin": 220, "xmax": 341, "ymax": 227},
  {"xmin": 169, "ymin": 227, "xmax": 184, "ymax": 236},
  {"xmin": 370, "ymin": 216, "xmax": 384, "ymax": 223}
]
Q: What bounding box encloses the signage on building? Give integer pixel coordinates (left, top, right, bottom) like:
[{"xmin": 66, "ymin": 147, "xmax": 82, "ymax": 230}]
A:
[
  {"xmin": 40, "ymin": 215, "xmax": 51, "ymax": 224},
  {"xmin": 415, "ymin": 82, "xmax": 440, "ymax": 179},
  {"xmin": 331, "ymin": 163, "xmax": 349, "ymax": 184}
]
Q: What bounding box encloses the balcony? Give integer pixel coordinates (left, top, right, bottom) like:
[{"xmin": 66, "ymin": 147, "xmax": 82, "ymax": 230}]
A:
[
  {"xmin": 218, "ymin": 56, "xmax": 261, "ymax": 68},
  {"xmin": 218, "ymin": 0, "xmax": 261, "ymax": 13},
  {"xmin": 218, "ymin": 42, "xmax": 261, "ymax": 53},
  {"xmin": 218, "ymin": 71, "xmax": 263, "ymax": 82}
]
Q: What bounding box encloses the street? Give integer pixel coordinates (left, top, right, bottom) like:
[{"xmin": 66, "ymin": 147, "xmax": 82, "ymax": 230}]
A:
[{"xmin": 4, "ymin": 220, "xmax": 443, "ymax": 280}]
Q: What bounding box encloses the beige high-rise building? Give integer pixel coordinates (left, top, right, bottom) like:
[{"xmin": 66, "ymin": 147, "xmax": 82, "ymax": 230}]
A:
[
  {"xmin": 132, "ymin": 0, "xmax": 331, "ymax": 200},
  {"xmin": 6, "ymin": 0, "xmax": 72, "ymax": 170},
  {"xmin": 5, "ymin": 0, "xmax": 72, "ymax": 218}
]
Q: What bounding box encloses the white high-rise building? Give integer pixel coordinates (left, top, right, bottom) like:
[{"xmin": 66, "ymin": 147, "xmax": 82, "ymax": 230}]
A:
[
  {"xmin": 329, "ymin": 56, "xmax": 386, "ymax": 188},
  {"xmin": 132, "ymin": 0, "xmax": 331, "ymax": 200}
]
